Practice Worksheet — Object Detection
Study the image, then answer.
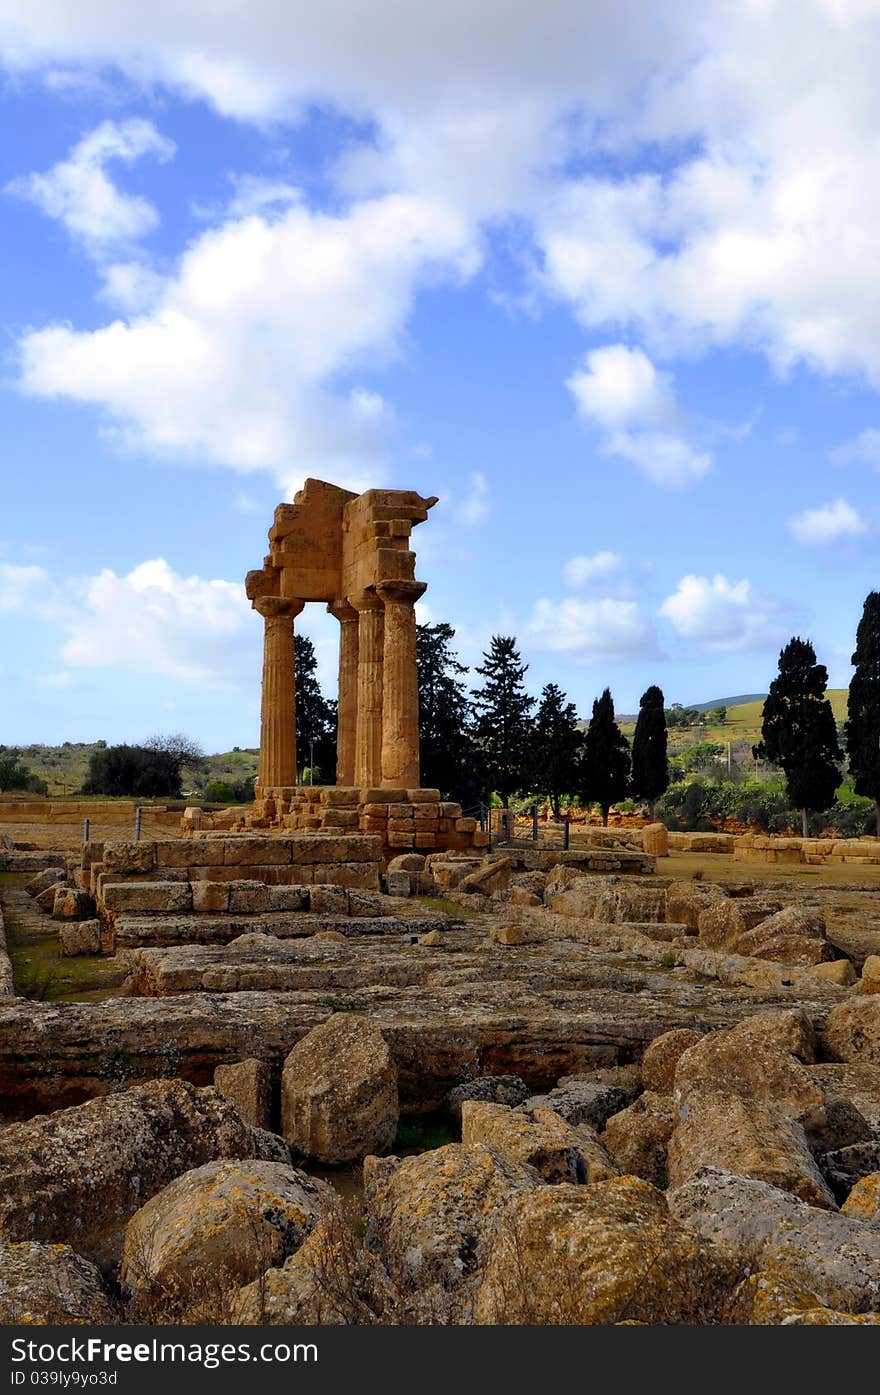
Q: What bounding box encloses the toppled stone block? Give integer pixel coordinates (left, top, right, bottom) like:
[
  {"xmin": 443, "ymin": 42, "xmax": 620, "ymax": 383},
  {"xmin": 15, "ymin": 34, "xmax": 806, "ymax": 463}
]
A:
[
  {"xmin": 668, "ymin": 1166, "xmax": 880, "ymax": 1313},
  {"xmin": 523, "ymin": 1080, "xmax": 631, "ymax": 1131},
  {"xmin": 667, "ymin": 1091, "xmax": 836, "ymax": 1208},
  {"xmin": 460, "ymin": 857, "xmax": 516, "ymax": 898},
  {"xmin": 602, "ymin": 1091, "xmax": 677, "ymax": 1185},
  {"xmin": 462, "ymin": 1101, "xmax": 605, "ymax": 1184},
  {"xmin": 310, "ymin": 885, "xmax": 348, "ymax": 916},
  {"xmin": 474, "ymin": 1176, "xmax": 744, "ymax": 1325},
  {"xmin": 387, "ymin": 853, "xmax": 425, "ymax": 874},
  {"xmin": 861, "ymin": 954, "xmax": 880, "ymax": 994},
  {"xmin": 642, "ymin": 1028, "xmax": 704, "ymax": 1093},
  {"xmin": 824, "ymin": 996, "xmax": 880, "ymax": 1064},
  {"xmin": 0, "ymin": 1079, "xmax": 277, "ymax": 1268},
  {"xmin": 121, "ymin": 1160, "xmax": 332, "ymax": 1318},
  {"xmin": 35, "ymin": 883, "xmax": 65, "ymax": 913},
  {"xmin": 446, "ymin": 1075, "xmax": 530, "ymax": 1120},
  {"xmin": 52, "ymin": 887, "xmax": 94, "ymax": 921},
  {"xmin": 281, "ymin": 1014, "xmax": 398, "ymax": 1164},
  {"xmin": 364, "ymin": 1144, "xmax": 539, "ymax": 1299},
  {"xmin": 697, "ymin": 897, "xmax": 783, "ymax": 949},
  {"xmin": 673, "ymin": 1022, "xmax": 825, "ymax": 1122},
  {"xmin": 841, "ymin": 1172, "xmax": 880, "ymax": 1222},
  {"xmin": 665, "ymin": 880, "xmax": 727, "ymax": 932},
  {"xmin": 642, "ymin": 822, "xmax": 669, "ymax": 856},
  {"xmin": 386, "ymin": 870, "xmax": 411, "ymax": 897},
  {"xmin": 812, "ymin": 959, "xmax": 857, "ymax": 987},
  {"xmin": 347, "ymin": 889, "xmax": 383, "ymax": 917},
  {"xmin": 58, "ymin": 920, "xmax": 101, "ymax": 957},
  {"xmin": 214, "ymin": 1058, "xmax": 272, "ymax": 1131},
  {"xmin": 25, "ymin": 867, "xmax": 66, "ymax": 898},
  {"xmin": 0, "ymin": 1241, "xmax": 118, "ymax": 1325}
]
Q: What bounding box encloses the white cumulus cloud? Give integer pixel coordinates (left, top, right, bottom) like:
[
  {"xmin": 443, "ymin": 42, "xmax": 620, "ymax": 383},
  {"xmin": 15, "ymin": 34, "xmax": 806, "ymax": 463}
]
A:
[
  {"xmin": 566, "ymin": 344, "xmax": 711, "ymax": 487},
  {"xmin": 526, "ymin": 595, "xmax": 659, "ymax": 663},
  {"xmin": 7, "ymin": 119, "xmax": 174, "ymax": 250},
  {"xmin": 830, "ymin": 428, "xmax": 880, "ymax": 470},
  {"xmin": 562, "ymin": 551, "xmax": 623, "ymax": 588},
  {"xmin": 660, "ymin": 574, "xmax": 785, "ymax": 653},
  {"xmin": 16, "ymin": 192, "xmax": 480, "ymax": 489},
  {"xmin": 787, "ymin": 497, "xmax": 868, "ymax": 546}
]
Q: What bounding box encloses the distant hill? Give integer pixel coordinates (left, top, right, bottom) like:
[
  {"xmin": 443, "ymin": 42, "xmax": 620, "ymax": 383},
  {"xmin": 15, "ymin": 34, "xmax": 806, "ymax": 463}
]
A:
[
  {"xmin": 619, "ymin": 689, "xmax": 848, "ymax": 748},
  {"xmin": 686, "ymin": 694, "xmax": 767, "ymax": 712},
  {"xmin": 2, "ymin": 742, "xmax": 259, "ymax": 799}
]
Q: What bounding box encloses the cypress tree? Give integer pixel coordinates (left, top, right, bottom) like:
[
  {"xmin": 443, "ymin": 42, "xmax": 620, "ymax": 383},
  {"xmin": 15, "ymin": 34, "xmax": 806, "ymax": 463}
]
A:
[
  {"xmin": 471, "ymin": 635, "xmax": 535, "ymax": 807},
  {"xmin": 580, "ymin": 688, "xmax": 631, "ymax": 826},
  {"xmin": 531, "ymin": 683, "xmax": 582, "ymax": 818},
  {"xmin": 630, "ymin": 684, "xmax": 669, "ymax": 818},
  {"xmin": 416, "ymin": 621, "xmax": 476, "ymax": 802},
  {"xmin": 294, "ymin": 635, "xmax": 337, "ymax": 783},
  {"xmin": 845, "ymin": 591, "xmax": 880, "ymax": 835},
  {"xmin": 755, "ymin": 637, "xmax": 842, "ymax": 836}
]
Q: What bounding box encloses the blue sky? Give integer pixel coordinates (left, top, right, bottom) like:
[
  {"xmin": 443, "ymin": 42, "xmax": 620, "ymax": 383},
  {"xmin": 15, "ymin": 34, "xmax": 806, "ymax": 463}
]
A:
[{"xmin": 1, "ymin": 2, "xmax": 880, "ymax": 750}]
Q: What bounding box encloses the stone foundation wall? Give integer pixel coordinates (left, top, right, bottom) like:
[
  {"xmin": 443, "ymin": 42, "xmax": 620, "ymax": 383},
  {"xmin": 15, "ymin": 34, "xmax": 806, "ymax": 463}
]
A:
[
  {"xmin": 184, "ymin": 785, "xmax": 487, "ymax": 857},
  {"xmin": 0, "ymin": 800, "xmax": 181, "ymax": 829},
  {"xmin": 734, "ymin": 834, "xmax": 880, "ymax": 866}
]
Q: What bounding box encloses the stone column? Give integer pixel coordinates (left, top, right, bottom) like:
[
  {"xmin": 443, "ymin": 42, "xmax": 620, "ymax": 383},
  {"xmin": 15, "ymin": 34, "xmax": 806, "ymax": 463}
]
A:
[
  {"xmin": 328, "ymin": 599, "xmax": 359, "ymax": 786},
  {"xmin": 376, "ymin": 579, "xmax": 426, "ymax": 789},
  {"xmin": 254, "ymin": 596, "xmax": 304, "ymax": 789},
  {"xmin": 350, "ymin": 590, "xmax": 385, "ymax": 788}
]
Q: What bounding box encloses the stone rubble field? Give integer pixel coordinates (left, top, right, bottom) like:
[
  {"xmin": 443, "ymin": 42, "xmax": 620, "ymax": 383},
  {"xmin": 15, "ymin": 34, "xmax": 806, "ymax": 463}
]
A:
[{"xmin": 1, "ymin": 834, "xmax": 880, "ymax": 1325}]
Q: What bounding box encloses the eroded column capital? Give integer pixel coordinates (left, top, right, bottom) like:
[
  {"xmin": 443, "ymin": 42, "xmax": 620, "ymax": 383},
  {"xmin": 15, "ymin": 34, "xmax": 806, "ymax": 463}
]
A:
[
  {"xmin": 348, "ymin": 588, "xmax": 385, "ymax": 614},
  {"xmin": 327, "ymin": 598, "xmax": 359, "ymax": 623},
  {"xmin": 253, "ymin": 595, "xmax": 305, "ymax": 621},
  {"xmin": 376, "ymin": 579, "xmax": 427, "ymax": 608}
]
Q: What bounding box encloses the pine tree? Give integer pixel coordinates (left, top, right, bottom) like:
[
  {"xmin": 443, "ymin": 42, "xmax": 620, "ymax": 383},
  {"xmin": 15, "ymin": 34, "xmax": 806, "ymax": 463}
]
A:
[
  {"xmin": 531, "ymin": 683, "xmax": 582, "ymax": 818},
  {"xmin": 294, "ymin": 635, "xmax": 337, "ymax": 783},
  {"xmin": 845, "ymin": 591, "xmax": 880, "ymax": 835},
  {"xmin": 630, "ymin": 685, "xmax": 669, "ymax": 818},
  {"xmin": 471, "ymin": 635, "xmax": 535, "ymax": 807},
  {"xmin": 755, "ymin": 636, "xmax": 842, "ymax": 836},
  {"xmin": 416, "ymin": 622, "xmax": 476, "ymax": 802},
  {"xmin": 580, "ymin": 688, "xmax": 630, "ymax": 825}
]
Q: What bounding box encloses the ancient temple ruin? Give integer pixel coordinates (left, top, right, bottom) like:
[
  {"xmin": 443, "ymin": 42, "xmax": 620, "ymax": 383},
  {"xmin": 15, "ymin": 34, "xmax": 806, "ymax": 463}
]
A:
[{"xmin": 245, "ymin": 478, "xmax": 437, "ymax": 790}]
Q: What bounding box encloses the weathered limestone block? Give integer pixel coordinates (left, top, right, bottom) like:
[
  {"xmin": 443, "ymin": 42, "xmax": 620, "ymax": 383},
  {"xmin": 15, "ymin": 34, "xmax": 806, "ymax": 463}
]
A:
[
  {"xmin": 473, "ymin": 1176, "xmax": 744, "ymax": 1325},
  {"xmin": 0, "ymin": 1242, "xmax": 118, "ymax": 1325},
  {"xmin": 25, "ymin": 867, "xmax": 66, "ymax": 897},
  {"xmin": 234, "ymin": 1216, "xmax": 393, "ymax": 1325},
  {"xmin": 842, "ymin": 1172, "xmax": 880, "ymax": 1222},
  {"xmin": 725, "ymin": 1007, "xmax": 818, "ymax": 1063},
  {"xmin": 509, "ymin": 888, "xmax": 540, "ymax": 906},
  {"xmin": 346, "ymin": 889, "xmax": 383, "ymax": 917},
  {"xmin": 281, "ymin": 1013, "xmax": 398, "ymax": 1164},
  {"xmin": 459, "ymin": 857, "xmax": 516, "ymax": 898},
  {"xmin": 641, "ymin": 1028, "xmax": 703, "ymax": 1093},
  {"xmin": 812, "ymin": 958, "xmax": 857, "ymax": 987},
  {"xmin": 228, "ymin": 880, "xmax": 269, "ymax": 914},
  {"xmin": 320, "ymin": 787, "xmax": 360, "ymax": 806},
  {"xmin": 364, "ymin": 1144, "xmax": 539, "ymax": 1298},
  {"xmin": 192, "ymin": 881, "xmax": 230, "ymax": 913},
  {"xmin": 445, "ymin": 1075, "xmax": 530, "ymax": 1120},
  {"xmin": 408, "ymin": 788, "xmax": 441, "ymax": 803},
  {"xmin": 667, "ymin": 1091, "xmax": 836, "ymax": 1207},
  {"xmin": 642, "ymin": 822, "xmax": 669, "ymax": 856},
  {"xmin": 0, "ymin": 1080, "xmax": 277, "ymax": 1267},
  {"xmin": 665, "ymin": 880, "xmax": 728, "ymax": 931},
  {"xmin": 101, "ymin": 882, "xmax": 192, "ymax": 914},
  {"xmin": 735, "ymin": 907, "xmax": 831, "ymax": 965},
  {"xmin": 386, "ymin": 870, "xmax": 411, "ymax": 896},
  {"xmin": 673, "ymin": 1023, "xmax": 825, "ymax": 1123},
  {"xmin": 387, "ymin": 853, "xmax": 425, "ymax": 873},
  {"xmin": 461, "ymin": 1101, "xmax": 601, "ymax": 1183},
  {"xmin": 157, "ymin": 838, "xmax": 226, "ymax": 867},
  {"xmin": 310, "ymin": 885, "xmax": 348, "ymax": 915},
  {"xmin": 550, "ymin": 876, "xmax": 666, "ymax": 923},
  {"xmin": 730, "ymin": 1266, "xmax": 880, "ymax": 1325},
  {"xmin": 819, "ymin": 1140, "xmax": 880, "ymax": 1198},
  {"xmin": 289, "ymin": 834, "xmax": 383, "ymax": 865},
  {"xmin": 810, "ymin": 1064, "xmax": 880, "ymax": 1132},
  {"xmin": 52, "ymin": 887, "xmax": 94, "ymax": 920},
  {"xmin": 696, "ymin": 897, "xmax": 783, "ymax": 949},
  {"xmin": 104, "ymin": 840, "xmax": 157, "ymax": 874},
  {"xmin": 58, "ymin": 919, "xmax": 101, "ymax": 957},
  {"xmin": 35, "ymin": 883, "xmax": 64, "ymax": 913},
  {"xmin": 601, "ymin": 1092, "xmax": 677, "ymax": 1185},
  {"xmin": 311, "ymin": 860, "xmax": 380, "ymax": 890},
  {"xmin": 824, "ymin": 996, "xmax": 880, "ymax": 1064},
  {"xmin": 522, "ymin": 1080, "xmax": 631, "ymax": 1131},
  {"xmin": 121, "ymin": 1160, "xmax": 331, "ymax": 1316},
  {"xmin": 861, "ymin": 954, "xmax": 880, "ymax": 994},
  {"xmin": 806, "ymin": 1097, "xmax": 874, "ymax": 1156},
  {"xmin": 668, "ymin": 1167, "xmax": 880, "ymax": 1312},
  {"xmin": 214, "ymin": 1058, "xmax": 272, "ymax": 1131}
]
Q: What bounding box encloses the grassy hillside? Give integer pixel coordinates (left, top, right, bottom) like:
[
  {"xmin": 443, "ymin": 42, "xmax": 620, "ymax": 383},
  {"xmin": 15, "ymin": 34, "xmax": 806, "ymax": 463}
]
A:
[
  {"xmin": 3, "ymin": 742, "xmax": 259, "ymax": 799},
  {"xmin": 619, "ymin": 689, "xmax": 848, "ymax": 750}
]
